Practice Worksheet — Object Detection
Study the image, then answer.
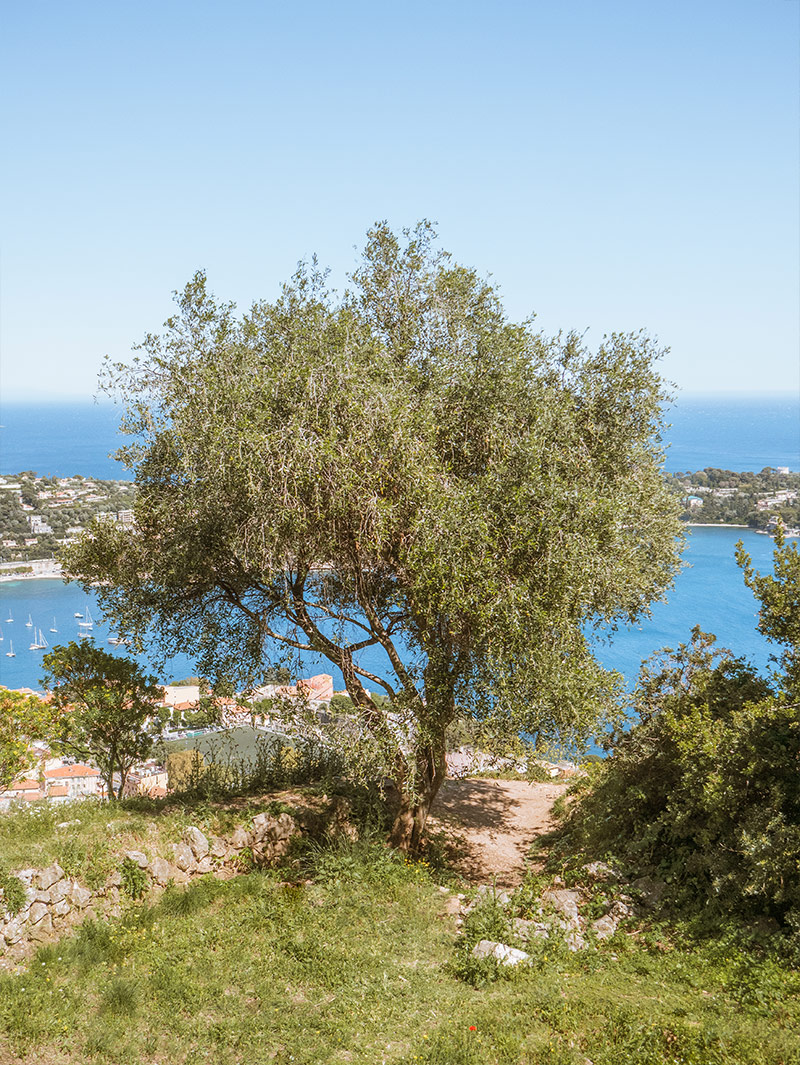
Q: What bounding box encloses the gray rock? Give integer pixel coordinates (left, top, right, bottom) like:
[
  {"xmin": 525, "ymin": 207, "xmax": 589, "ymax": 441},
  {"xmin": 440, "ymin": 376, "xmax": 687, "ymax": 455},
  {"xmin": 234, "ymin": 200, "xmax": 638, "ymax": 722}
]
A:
[
  {"xmin": 29, "ymin": 914, "xmax": 53, "ymax": 941},
  {"xmin": 184, "ymin": 826, "xmax": 209, "ymax": 860},
  {"xmin": 564, "ymin": 929, "xmax": 587, "ymax": 951},
  {"xmin": 471, "ymin": 939, "xmax": 530, "ymax": 966},
  {"xmin": 228, "ymin": 827, "xmax": 251, "ymax": 851},
  {"xmin": 66, "ymin": 882, "xmax": 93, "ymax": 909},
  {"xmin": 15, "ymin": 869, "xmax": 36, "ymax": 887},
  {"xmin": 542, "ymin": 887, "xmax": 582, "ymax": 924},
  {"xmin": 19, "ymin": 885, "xmax": 37, "ymax": 913},
  {"xmin": 106, "ymin": 870, "xmax": 123, "ymax": 889},
  {"xmin": 36, "ymin": 863, "xmax": 65, "ymax": 891},
  {"xmin": 591, "ymin": 914, "xmax": 619, "ymax": 940},
  {"xmin": 582, "ymin": 861, "xmax": 624, "ymax": 883},
  {"xmin": 124, "ymin": 850, "xmax": 149, "ymax": 869},
  {"xmin": 464, "ymin": 884, "xmax": 512, "ymax": 914},
  {"xmin": 195, "ymin": 856, "xmax": 214, "ymax": 875},
  {"xmin": 148, "ymin": 857, "xmax": 174, "ymax": 886},
  {"xmin": 609, "ymin": 898, "xmax": 635, "ymax": 921},
  {"xmin": 49, "ymin": 879, "xmax": 69, "ymax": 903},
  {"xmin": 52, "ymin": 898, "xmax": 72, "ymax": 918},
  {"xmin": 209, "ymin": 837, "xmax": 228, "ymax": 859},
  {"xmin": 28, "ymin": 901, "xmax": 49, "ymax": 925},
  {"xmin": 511, "ymin": 917, "xmax": 549, "ymax": 941},
  {"xmin": 173, "ymin": 842, "xmax": 197, "ymax": 872},
  {"xmin": 2, "ymin": 917, "xmax": 24, "ymax": 944}
]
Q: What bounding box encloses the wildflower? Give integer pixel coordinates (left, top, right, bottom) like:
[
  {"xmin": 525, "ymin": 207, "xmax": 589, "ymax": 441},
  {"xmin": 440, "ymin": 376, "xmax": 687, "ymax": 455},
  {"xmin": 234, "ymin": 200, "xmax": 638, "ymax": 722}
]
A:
[{"xmin": 469, "ymin": 1025, "xmax": 477, "ymax": 1031}]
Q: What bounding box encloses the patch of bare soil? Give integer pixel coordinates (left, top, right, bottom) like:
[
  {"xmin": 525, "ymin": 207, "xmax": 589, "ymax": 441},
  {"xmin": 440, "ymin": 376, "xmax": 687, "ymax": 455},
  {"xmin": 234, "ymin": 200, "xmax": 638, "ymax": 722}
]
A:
[{"xmin": 427, "ymin": 777, "xmax": 567, "ymax": 888}]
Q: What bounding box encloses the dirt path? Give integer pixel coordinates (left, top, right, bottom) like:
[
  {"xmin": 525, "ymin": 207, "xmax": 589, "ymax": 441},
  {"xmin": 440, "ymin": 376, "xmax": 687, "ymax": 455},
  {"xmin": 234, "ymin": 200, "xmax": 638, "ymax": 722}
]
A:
[{"xmin": 427, "ymin": 777, "xmax": 567, "ymax": 888}]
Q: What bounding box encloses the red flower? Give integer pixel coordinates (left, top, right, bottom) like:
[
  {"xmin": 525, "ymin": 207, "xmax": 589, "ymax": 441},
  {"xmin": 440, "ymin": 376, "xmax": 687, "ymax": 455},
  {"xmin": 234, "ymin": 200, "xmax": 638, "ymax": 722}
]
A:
[{"xmin": 469, "ymin": 1026, "xmax": 477, "ymax": 1031}]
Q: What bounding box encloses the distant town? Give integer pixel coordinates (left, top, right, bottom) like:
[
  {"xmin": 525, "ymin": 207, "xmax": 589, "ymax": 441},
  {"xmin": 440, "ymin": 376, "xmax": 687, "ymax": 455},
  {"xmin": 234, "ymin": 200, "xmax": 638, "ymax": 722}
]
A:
[{"xmin": 1, "ymin": 467, "xmax": 798, "ymax": 575}]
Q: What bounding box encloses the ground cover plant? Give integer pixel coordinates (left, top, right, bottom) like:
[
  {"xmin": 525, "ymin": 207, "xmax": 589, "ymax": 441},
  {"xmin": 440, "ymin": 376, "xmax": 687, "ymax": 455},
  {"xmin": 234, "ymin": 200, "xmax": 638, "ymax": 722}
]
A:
[{"xmin": 0, "ymin": 841, "xmax": 798, "ymax": 1065}]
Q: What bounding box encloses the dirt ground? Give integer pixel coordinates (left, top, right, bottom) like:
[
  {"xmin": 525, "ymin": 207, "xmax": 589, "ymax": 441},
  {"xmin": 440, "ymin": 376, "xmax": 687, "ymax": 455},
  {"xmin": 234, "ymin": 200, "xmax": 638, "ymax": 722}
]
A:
[{"xmin": 427, "ymin": 777, "xmax": 568, "ymax": 888}]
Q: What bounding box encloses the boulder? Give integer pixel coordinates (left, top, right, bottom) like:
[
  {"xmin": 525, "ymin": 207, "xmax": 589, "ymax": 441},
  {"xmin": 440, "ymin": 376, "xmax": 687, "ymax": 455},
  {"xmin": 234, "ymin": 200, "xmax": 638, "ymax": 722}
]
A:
[
  {"xmin": 148, "ymin": 857, "xmax": 174, "ymax": 886},
  {"xmin": 195, "ymin": 856, "xmax": 214, "ymax": 875},
  {"xmin": 582, "ymin": 861, "xmax": 624, "ymax": 883},
  {"xmin": 228, "ymin": 827, "xmax": 251, "ymax": 851},
  {"xmin": 173, "ymin": 842, "xmax": 197, "ymax": 872},
  {"xmin": 52, "ymin": 898, "xmax": 72, "ymax": 918},
  {"xmin": 542, "ymin": 887, "xmax": 582, "ymax": 925},
  {"xmin": 2, "ymin": 917, "xmax": 24, "ymax": 945},
  {"xmin": 511, "ymin": 917, "xmax": 549, "ymax": 941},
  {"xmin": 184, "ymin": 827, "xmax": 210, "ymax": 860},
  {"xmin": 471, "ymin": 939, "xmax": 530, "ymax": 966},
  {"xmin": 209, "ymin": 837, "xmax": 228, "ymax": 860},
  {"xmin": 36, "ymin": 863, "xmax": 65, "ymax": 891},
  {"xmin": 124, "ymin": 850, "xmax": 149, "ymax": 869},
  {"xmin": 564, "ymin": 929, "xmax": 587, "ymax": 951},
  {"xmin": 632, "ymin": 876, "xmax": 666, "ymax": 909},
  {"xmin": 591, "ymin": 914, "xmax": 619, "ymax": 940}
]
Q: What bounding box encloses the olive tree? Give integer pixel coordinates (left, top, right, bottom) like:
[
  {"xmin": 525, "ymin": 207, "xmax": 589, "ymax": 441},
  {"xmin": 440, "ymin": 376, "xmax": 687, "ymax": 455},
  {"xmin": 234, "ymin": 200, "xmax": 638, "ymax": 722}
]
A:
[
  {"xmin": 0, "ymin": 687, "xmax": 54, "ymax": 790},
  {"xmin": 65, "ymin": 222, "xmax": 683, "ymax": 848}
]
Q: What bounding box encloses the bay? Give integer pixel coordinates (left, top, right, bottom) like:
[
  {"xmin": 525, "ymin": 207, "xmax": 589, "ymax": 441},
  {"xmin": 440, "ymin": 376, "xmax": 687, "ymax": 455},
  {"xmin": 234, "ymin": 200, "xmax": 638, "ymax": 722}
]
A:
[{"xmin": 0, "ymin": 527, "xmax": 781, "ymax": 694}]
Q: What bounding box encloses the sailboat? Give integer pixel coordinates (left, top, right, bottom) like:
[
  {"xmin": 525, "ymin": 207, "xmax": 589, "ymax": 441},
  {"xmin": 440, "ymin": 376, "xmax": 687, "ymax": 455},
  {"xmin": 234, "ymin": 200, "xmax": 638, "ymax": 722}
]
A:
[
  {"xmin": 30, "ymin": 629, "xmax": 48, "ymax": 651},
  {"xmin": 25, "ymin": 613, "xmax": 33, "ymax": 627},
  {"xmin": 50, "ymin": 617, "xmax": 58, "ymax": 632},
  {"xmin": 5, "ymin": 610, "xmax": 12, "ymax": 623},
  {"xmin": 77, "ymin": 606, "xmax": 93, "ymax": 629},
  {"xmin": 5, "ymin": 640, "xmax": 15, "ymax": 658}
]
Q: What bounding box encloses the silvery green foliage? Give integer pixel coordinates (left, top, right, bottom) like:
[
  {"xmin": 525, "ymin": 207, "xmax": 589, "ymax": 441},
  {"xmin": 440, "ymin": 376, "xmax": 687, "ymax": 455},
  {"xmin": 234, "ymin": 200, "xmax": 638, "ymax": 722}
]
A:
[{"xmin": 66, "ymin": 222, "xmax": 682, "ymax": 846}]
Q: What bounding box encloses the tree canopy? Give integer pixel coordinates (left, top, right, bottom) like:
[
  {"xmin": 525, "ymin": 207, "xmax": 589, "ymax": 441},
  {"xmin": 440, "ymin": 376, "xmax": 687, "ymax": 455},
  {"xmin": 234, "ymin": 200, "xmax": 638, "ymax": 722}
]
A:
[
  {"xmin": 0, "ymin": 687, "xmax": 54, "ymax": 791},
  {"xmin": 40, "ymin": 641, "xmax": 162, "ymax": 799},
  {"xmin": 65, "ymin": 222, "xmax": 683, "ymax": 847}
]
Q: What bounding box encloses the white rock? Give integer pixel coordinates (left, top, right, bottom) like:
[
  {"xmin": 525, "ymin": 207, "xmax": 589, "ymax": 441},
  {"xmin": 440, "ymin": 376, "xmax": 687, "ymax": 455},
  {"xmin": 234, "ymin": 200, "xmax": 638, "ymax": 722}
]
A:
[
  {"xmin": 28, "ymin": 902, "xmax": 49, "ymax": 925},
  {"xmin": 36, "ymin": 863, "xmax": 65, "ymax": 891},
  {"xmin": 184, "ymin": 827, "xmax": 209, "ymax": 860},
  {"xmin": 125, "ymin": 850, "xmax": 149, "ymax": 869},
  {"xmin": 471, "ymin": 939, "xmax": 530, "ymax": 966},
  {"xmin": 148, "ymin": 856, "xmax": 174, "ymax": 886},
  {"xmin": 173, "ymin": 842, "xmax": 196, "ymax": 872},
  {"xmin": 66, "ymin": 882, "xmax": 93, "ymax": 909}
]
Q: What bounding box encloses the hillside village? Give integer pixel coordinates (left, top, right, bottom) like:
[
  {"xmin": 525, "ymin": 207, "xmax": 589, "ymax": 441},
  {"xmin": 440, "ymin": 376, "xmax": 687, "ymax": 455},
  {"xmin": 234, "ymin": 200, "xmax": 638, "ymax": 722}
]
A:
[
  {"xmin": 0, "ymin": 473, "xmax": 135, "ymax": 566},
  {"xmin": 2, "ymin": 468, "xmax": 798, "ymax": 572}
]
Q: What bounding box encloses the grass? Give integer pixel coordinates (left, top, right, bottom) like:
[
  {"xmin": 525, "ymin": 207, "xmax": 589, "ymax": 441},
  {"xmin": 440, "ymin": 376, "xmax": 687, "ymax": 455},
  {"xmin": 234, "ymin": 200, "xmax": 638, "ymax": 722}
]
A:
[{"xmin": 1, "ymin": 834, "xmax": 799, "ymax": 1064}]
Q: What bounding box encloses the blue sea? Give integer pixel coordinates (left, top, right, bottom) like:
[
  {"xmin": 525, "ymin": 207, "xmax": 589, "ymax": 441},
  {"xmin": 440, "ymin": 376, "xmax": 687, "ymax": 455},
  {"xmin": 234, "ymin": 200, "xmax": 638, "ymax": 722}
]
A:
[
  {"xmin": 1, "ymin": 393, "xmax": 799, "ymax": 480},
  {"xmin": 0, "ymin": 394, "xmax": 798, "ymax": 696}
]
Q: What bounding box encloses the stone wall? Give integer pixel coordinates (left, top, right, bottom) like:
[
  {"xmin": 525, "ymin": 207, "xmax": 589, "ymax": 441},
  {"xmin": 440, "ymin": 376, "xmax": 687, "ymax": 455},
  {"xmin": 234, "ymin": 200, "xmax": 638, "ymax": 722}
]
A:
[{"xmin": 0, "ymin": 807, "xmax": 312, "ymax": 967}]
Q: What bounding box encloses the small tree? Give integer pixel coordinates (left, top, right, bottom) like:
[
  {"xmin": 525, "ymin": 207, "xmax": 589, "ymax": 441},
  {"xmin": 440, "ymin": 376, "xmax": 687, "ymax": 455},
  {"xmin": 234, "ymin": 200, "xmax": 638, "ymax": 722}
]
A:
[
  {"xmin": 165, "ymin": 748, "xmax": 205, "ymax": 792},
  {"xmin": 40, "ymin": 642, "xmax": 162, "ymax": 799},
  {"xmin": 0, "ymin": 687, "xmax": 55, "ymax": 790},
  {"xmin": 64, "ymin": 223, "xmax": 683, "ymax": 848}
]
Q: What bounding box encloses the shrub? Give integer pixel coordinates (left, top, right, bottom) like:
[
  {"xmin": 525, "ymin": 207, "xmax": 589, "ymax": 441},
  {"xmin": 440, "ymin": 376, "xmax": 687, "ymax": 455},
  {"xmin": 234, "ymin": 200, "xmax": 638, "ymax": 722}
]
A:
[
  {"xmin": 0, "ymin": 865, "xmax": 26, "ymax": 916},
  {"xmin": 554, "ymin": 628, "xmax": 800, "ymax": 938},
  {"xmin": 120, "ymin": 857, "xmax": 149, "ymax": 901}
]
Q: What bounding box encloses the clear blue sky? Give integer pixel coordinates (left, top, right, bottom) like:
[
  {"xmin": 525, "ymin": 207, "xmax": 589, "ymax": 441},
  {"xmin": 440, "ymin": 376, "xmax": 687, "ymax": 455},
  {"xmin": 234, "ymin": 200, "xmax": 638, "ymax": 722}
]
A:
[{"xmin": 1, "ymin": 0, "xmax": 798, "ymax": 399}]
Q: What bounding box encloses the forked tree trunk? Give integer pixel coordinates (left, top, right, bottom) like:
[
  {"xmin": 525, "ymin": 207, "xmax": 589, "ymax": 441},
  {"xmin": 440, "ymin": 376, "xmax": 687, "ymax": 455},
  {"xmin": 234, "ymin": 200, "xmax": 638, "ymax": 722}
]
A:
[{"xmin": 389, "ymin": 731, "xmax": 448, "ymax": 852}]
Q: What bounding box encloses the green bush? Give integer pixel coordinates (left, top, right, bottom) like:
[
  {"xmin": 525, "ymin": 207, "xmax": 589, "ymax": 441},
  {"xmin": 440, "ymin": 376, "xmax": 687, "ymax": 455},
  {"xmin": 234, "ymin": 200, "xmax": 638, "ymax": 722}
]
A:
[
  {"xmin": 120, "ymin": 857, "xmax": 149, "ymax": 901},
  {"xmin": 554, "ymin": 628, "xmax": 800, "ymax": 939},
  {"xmin": 0, "ymin": 864, "xmax": 26, "ymax": 916}
]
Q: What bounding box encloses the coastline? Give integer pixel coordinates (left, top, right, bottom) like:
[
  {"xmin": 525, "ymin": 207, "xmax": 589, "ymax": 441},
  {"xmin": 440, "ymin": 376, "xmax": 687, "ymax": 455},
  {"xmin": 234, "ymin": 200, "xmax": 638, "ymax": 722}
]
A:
[{"xmin": 684, "ymin": 522, "xmax": 749, "ymax": 528}]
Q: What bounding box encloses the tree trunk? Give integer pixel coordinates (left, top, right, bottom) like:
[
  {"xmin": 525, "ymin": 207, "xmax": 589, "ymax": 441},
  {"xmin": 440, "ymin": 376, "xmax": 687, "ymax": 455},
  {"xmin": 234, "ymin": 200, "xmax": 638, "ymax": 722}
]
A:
[{"xmin": 388, "ymin": 731, "xmax": 448, "ymax": 852}]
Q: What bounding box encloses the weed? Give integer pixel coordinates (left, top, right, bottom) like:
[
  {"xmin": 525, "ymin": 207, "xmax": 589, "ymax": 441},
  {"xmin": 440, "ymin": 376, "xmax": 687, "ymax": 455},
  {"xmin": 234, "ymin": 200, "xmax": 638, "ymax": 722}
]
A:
[
  {"xmin": 0, "ymin": 863, "xmax": 26, "ymax": 916},
  {"xmin": 102, "ymin": 977, "xmax": 139, "ymax": 1016},
  {"xmin": 120, "ymin": 856, "xmax": 148, "ymax": 900}
]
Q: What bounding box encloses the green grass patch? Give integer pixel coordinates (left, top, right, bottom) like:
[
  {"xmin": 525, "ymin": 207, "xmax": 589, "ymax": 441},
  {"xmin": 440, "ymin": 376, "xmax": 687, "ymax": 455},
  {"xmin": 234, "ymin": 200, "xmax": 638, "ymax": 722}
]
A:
[{"xmin": 0, "ymin": 840, "xmax": 798, "ymax": 1064}]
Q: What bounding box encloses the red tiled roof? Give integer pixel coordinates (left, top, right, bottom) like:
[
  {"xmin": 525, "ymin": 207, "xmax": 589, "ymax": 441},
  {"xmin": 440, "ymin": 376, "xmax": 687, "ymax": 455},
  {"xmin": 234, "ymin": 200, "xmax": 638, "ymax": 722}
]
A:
[
  {"xmin": 44, "ymin": 765, "xmax": 100, "ymax": 779},
  {"xmin": 9, "ymin": 779, "xmax": 41, "ymax": 791}
]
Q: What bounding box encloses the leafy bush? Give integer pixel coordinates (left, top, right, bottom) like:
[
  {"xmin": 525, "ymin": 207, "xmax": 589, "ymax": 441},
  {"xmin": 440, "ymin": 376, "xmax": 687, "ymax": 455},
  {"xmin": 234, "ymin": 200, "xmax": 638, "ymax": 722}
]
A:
[
  {"xmin": 0, "ymin": 864, "xmax": 26, "ymax": 916},
  {"xmin": 554, "ymin": 628, "xmax": 800, "ymax": 939},
  {"xmin": 120, "ymin": 857, "xmax": 148, "ymax": 901}
]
